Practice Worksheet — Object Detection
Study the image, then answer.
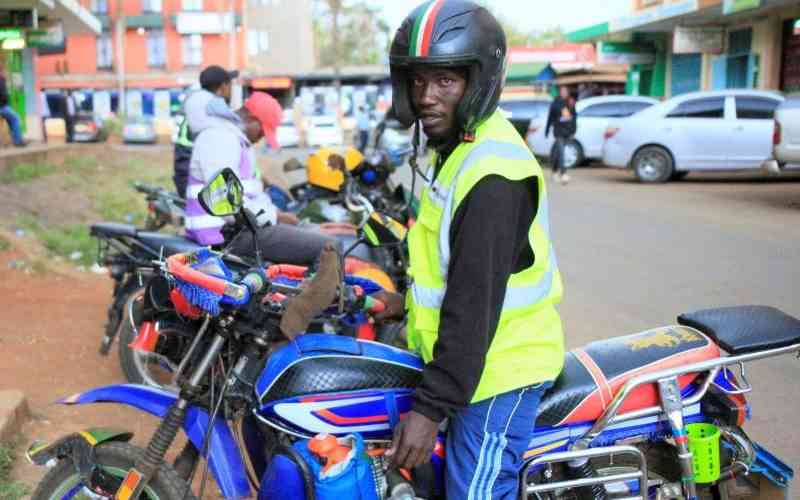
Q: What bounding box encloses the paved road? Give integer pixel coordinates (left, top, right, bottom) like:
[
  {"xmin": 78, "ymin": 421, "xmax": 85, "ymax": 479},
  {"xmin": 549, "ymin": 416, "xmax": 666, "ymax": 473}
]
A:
[
  {"xmin": 274, "ymin": 147, "xmax": 800, "ymax": 468},
  {"xmin": 398, "ymin": 160, "xmax": 800, "ymax": 469}
]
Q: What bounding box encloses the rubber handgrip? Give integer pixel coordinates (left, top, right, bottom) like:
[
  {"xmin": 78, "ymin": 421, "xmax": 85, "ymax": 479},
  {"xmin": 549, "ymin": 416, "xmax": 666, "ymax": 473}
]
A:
[
  {"xmin": 166, "ymin": 254, "xmax": 228, "ymax": 296},
  {"xmin": 266, "ymin": 264, "xmax": 308, "ymax": 280}
]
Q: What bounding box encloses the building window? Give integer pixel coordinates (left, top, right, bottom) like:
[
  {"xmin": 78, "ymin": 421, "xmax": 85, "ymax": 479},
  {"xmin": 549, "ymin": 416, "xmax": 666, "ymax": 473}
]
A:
[
  {"xmin": 147, "ymin": 30, "xmax": 167, "ymax": 67},
  {"xmin": 91, "ymin": 0, "xmax": 108, "ymax": 14},
  {"xmin": 96, "ymin": 34, "xmax": 113, "ymax": 69},
  {"xmin": 182, "ymin": 0, "xmax": 202, "ymax": 10},
  {"xmin": 259, "ymin": 31, "xmax": 269, "ymax": 52},
  {"xmin": 142, "ymin": 0, "xmax": 162, "ymax": 13},
  {"xmin": 182, "ymin": 34, "xmax": 202, "ymax": 67},
  {"xmin": 247, "ymin": 30, "xmax": 258, "ymax": 56}
]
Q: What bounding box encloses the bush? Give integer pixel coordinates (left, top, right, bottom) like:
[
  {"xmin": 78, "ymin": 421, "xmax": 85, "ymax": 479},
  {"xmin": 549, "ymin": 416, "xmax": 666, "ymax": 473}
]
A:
[{"xmin": 0, "ymin": 439, "xmax": 31, "ymax": 500}]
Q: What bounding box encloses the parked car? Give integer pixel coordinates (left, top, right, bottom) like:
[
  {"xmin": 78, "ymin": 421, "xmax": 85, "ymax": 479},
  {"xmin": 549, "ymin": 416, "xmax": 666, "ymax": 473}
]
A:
[
  {"xmin": 762, "ymin": 96, "xmax": 800, "ymax": 173},
  {"xmin": 603, "ymin": 90, "xmax": 784, "ymax": 183},
  {"xmin": 73, "ymin": 112, "xmax": 108, "ymax": 142},
  {"xmin": 277, "ymin": 109, "xmax": 300, "ymax": 148},
  {"xmin": 306, "ymin": 114, "xmax": 343, "ymax": 147},
  {"xmin": 527, "ymin": 95, "xmax": 658, "ymax": 169},
  {"xmin": 123, "ymin": 116, "xmax": 158, "ymax": 144},
  {"xmin": 497, "ymin": 96, "xmax": 552, "ymax": 140}
]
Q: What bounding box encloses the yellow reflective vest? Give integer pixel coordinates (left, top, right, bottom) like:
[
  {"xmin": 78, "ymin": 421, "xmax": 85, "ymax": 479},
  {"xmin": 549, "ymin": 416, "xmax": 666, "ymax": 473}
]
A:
[{"xmin": 406, "ymin": 110, "xmax": 565, "ymax": 403}]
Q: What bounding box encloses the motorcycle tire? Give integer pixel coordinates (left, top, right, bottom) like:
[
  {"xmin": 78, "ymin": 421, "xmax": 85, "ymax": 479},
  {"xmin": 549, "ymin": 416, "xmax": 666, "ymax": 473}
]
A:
[
  {"xmin": 100, "ymin": 279, "xmax": 142, "ymax": 356},
  {"xmin": 30, "ymin": 442, "xmax": 196, "ymax": 500},
  {"xmin": 118, "ymin": 314, "xmax": 190, "ymax": 389}
]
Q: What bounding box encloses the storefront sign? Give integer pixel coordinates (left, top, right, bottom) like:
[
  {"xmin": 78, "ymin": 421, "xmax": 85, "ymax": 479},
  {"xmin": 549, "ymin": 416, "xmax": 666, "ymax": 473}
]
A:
[
  {"xmin": 794, "ymin": 19, "xmax": 800, "ymax": 36},
  {"xmin": 610, "ymin": 0, "xmax": 698, "ymax": 32},
  {"xmin": 0, "ymin": 28, "xmax": 22, "ymax": 41},
  {"xmin": 673, "ymin": 26, "xmax": 725, "ymax": 54},
  {"xmin": 27, "ymin": 22, "xmax": 66, "ymax": 55},
  {"xmin": 251, "ymin": 77, "xmax": 292, "ymax": 89},
  {"xmin": 723, "ymin": 0, "xmax": 761, "ymax": 15},
  {"xmin": 597, "ymin": 42, "xmax": 656, "ymax": 65}
]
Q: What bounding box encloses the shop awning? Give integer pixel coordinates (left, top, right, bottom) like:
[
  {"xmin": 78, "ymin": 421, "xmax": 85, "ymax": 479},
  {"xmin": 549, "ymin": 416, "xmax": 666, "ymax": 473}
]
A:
[
  {"xmin": 506, "ymin": 62, "xmax": 548, "ymax": 84},
  {"xmin": 2, "ymin": 0, "xmax": 101, "ymax": 35}
]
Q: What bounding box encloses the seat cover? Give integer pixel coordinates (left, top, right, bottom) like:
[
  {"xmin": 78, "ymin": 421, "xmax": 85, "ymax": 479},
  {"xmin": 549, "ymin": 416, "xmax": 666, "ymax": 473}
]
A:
[
  {"xmin": 536, "ymin": 326, "xmax": 720, "ymax": 427},
  {"xmin": 136, "ymin": 232, "xmax": 202, "ymax": 256},
  {"xmin": 678, "ymin": 306, "xmax": 800, "ymax": 355},
  {"xmin": 90, "ymin": 222, "xmax": 138, "ymax": 239}
]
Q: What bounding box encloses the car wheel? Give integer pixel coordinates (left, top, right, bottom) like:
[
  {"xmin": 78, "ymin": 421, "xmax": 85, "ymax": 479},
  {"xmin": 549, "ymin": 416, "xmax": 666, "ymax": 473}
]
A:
[{"xmin": 632, "ymin": 146, "xmax": 673, "ymax": 183}]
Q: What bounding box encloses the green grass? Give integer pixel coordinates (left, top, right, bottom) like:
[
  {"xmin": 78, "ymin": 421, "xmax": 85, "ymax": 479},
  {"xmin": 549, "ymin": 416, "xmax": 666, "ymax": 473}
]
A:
[
  {"xmin": 0, "ymin": 163, "xmax": 57, "ymax": 184},
  {"xmin": 16, "ymin": 216, "xmax": 96, "ymax": 267},
  {"xmin": 0, "ymin": 235, "xmax": 10, "ymax": 252},
  {"xmin": 0, "ymin": 439, "xmax": 31, "ymax": 500}
]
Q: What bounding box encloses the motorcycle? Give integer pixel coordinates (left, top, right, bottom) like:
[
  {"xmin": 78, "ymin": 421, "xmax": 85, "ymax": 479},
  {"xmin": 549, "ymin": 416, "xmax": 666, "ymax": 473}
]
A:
[
  {"xmin": 27, "ymin": 169, "xmax": 798, "ymax": 500},
  {"xmin": 93, "ymin": 170, "xmax": 404, "ymax": 388},
  {"xmin": 133, "ymin": 182, "xmax": 186, "ymax": 232}
]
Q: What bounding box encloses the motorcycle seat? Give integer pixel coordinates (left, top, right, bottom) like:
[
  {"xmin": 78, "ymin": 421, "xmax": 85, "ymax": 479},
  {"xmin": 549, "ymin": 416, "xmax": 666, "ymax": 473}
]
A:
[
  {"xmin": 90, "ymin": 222, "xmax": 138, "ymax": 239},
  {"xmin": 535, "ymin": 325, "xmax": 720, "ymax": 427},
  {"xmin": 678, "ymin": 306, "xmax": 800, "ymax": 355},
  {"xmin": 136, "ymin": 231, "xmax": 202, "ymax": 256}
]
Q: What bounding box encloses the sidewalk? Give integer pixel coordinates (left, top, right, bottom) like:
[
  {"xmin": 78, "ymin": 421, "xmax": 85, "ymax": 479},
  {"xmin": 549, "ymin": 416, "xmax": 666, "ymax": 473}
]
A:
[{"xmin": 0, "ymin": 143, "xmax": 72, "ymax": 172}]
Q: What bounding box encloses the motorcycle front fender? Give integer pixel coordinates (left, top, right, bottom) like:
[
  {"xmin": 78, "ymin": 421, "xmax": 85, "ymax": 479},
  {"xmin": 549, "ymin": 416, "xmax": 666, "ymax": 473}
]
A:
[{"xmin": 60, "ymin": 384, "xmax": 251, "ymax": 499}]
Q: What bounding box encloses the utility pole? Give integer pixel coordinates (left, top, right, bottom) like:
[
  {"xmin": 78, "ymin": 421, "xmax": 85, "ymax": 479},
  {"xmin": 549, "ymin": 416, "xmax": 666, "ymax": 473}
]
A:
[
  {"xmin": 115, "ymin": 0, "xmax": 126, "ymax": 115},
  {"xmin": 328, "ymin": 0, "xmax": 342, "ymax": 99},
  {"xmin": 228, "ymin": 0, "xmax": 236, "ymax": 71}
]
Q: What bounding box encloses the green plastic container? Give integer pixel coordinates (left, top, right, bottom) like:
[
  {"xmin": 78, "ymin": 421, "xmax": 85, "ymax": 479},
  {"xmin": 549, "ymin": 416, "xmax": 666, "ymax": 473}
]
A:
[{"xmin": 686, "ymin": 423, "xmax": 721, "ymax": 483}]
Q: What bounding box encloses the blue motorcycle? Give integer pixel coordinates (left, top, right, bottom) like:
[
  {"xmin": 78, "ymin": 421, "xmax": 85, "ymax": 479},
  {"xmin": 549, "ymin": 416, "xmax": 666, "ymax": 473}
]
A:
[{"xmin": 27, "ymin": 169, "xmax": 799, "ymax": 500}]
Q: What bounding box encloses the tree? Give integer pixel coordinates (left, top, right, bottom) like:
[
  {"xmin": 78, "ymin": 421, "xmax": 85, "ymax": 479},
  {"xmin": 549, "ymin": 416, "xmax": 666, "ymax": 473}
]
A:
[{"xmin": 313, "ymin": 0, "xmax": 392, "ymax": 69}]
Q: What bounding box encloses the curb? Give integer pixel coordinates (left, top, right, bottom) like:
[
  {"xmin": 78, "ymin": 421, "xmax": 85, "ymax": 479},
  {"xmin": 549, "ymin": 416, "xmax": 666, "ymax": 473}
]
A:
[{"xmin": 0, "ymin": 390, "xmax": 29, "ymax": 444}]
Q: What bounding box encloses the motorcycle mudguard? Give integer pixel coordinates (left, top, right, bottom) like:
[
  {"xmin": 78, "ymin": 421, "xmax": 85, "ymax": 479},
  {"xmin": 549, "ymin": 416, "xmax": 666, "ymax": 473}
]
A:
[{"xmin": 60, "ymin": 384, "xmax": 251, "ymax": 499}]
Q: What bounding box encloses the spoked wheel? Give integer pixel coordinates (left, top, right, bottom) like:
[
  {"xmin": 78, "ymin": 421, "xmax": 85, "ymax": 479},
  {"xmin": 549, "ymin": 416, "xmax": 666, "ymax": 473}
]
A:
[
  {"xmin": 117, "ymin": 293, "xmax": 192, "ymax": 389},
  {"xmin": 31, "ymin": 442, "xmax": 195, "ymax": 500}
]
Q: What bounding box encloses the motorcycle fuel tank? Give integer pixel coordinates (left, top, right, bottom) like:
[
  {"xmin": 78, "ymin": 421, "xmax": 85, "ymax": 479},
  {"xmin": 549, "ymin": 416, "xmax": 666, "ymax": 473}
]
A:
[{"xmin": 255, "ymin": 335, "xmax": 423, "ymax": 440}]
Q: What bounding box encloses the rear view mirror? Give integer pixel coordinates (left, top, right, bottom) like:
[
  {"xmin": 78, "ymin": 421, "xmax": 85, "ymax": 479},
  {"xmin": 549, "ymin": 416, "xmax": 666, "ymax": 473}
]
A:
[
  {"xmin": 363, "ymin": 212, "xmax": 407, "ymax": 247},
  {"xmin": 198, "ymin": 168, "xmax": 244, "ymax": 217}
]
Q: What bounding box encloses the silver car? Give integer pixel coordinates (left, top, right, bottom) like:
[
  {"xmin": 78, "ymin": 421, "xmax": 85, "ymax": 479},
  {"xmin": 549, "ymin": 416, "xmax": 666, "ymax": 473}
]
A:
[
  {"xmin": 762, "ymin": 96, "xmax": 800, "ymax": 173},
  {"xmin": 603, "ymin": 89, "xmax": 784, "ymax": 183},
  {"xmin": 526, "ymin": 95, "xmax": 658, "ymax": 168},
  {"xmin": 123, "ymin": 116, "xmax": 158, "ymax": 144}
]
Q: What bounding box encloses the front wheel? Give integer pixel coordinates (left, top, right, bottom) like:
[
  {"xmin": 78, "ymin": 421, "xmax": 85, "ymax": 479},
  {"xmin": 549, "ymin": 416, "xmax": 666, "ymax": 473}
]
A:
[
  {"xmin": 31, "ymin": 442, "xmax": 195, "ymax": 500},
  {"xmin": 632, "ymin": 146, "xmax": 674, "ymax": 183}
]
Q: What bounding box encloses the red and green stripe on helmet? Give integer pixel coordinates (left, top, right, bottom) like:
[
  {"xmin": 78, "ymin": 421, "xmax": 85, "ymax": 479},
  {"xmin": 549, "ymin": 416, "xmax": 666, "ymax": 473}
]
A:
[{"xmin": 409, "ymin": 0, "xmax": 446, "ymax": 57}]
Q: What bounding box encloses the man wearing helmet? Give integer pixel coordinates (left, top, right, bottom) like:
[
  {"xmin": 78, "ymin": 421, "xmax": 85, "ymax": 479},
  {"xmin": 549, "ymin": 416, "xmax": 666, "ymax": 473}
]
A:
[{"xmin": 377, "ymin": 1, "xmax": 565, "ymax": 498}]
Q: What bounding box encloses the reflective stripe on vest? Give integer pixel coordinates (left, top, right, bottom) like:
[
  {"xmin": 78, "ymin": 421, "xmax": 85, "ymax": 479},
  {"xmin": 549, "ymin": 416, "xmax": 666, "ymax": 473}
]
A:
[{"xmin": 175, "ymin": 118, "xmax": 193, "ymax": 148}]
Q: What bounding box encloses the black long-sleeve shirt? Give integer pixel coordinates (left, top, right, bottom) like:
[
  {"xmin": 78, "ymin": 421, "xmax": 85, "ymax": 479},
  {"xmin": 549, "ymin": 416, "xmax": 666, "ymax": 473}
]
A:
[
  {"xmin": 545, "ymin": 97, "xmax": 576, "ymax": 139},
  {"xmin": 412, "ymin": 174, "xmax": 538, "ymax": 422}
]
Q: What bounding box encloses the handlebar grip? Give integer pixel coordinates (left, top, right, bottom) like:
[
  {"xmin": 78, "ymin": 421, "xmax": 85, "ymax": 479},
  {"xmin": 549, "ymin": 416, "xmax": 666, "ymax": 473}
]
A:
[{"xmin": 240, "ymin": 269, "xmax": 268, "ymax": 295}]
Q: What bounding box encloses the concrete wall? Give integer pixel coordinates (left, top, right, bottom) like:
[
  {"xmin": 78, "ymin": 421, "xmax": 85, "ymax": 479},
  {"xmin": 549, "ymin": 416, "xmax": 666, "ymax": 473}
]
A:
[{"xmin": 245, "ymin": 0, "xmax": 314, "ymax": 75}]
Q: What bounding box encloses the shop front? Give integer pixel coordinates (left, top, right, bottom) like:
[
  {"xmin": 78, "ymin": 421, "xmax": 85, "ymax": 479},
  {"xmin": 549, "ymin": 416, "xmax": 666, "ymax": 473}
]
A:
[{"xmin": 779, "ymin": 17, "xmax": 800, "ymax": 93}]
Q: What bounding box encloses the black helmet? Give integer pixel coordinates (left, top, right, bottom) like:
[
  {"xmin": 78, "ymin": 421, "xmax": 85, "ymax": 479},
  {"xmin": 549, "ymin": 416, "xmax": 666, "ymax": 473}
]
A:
[{"xmin": 389, "ymin": 0, "xmax": 507, "ymax": 138}]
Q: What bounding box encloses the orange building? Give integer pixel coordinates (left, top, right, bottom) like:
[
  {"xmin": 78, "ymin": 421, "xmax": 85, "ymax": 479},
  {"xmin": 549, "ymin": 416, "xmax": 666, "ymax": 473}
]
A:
[{"xmin": 38, "ymin": 0, "xmax": 246, "ymax": 98}]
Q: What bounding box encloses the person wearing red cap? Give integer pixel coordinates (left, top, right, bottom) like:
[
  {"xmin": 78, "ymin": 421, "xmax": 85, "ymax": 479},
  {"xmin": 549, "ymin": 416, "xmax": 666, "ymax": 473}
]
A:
[{"xmin": 185, "ymin": 91, "xmax": 337, "ymax": 265}]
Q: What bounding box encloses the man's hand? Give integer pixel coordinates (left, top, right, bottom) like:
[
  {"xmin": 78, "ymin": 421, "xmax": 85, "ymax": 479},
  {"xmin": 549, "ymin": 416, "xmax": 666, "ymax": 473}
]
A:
[
  {"xmin": 277, "ymin": 211, "xmax": 299, "ymax": 225},
  {"xmin": 386, "ymin": 411, "xmax": 439, "ymax": 470},
  {"xmin": 372, "ymin": 290, "xmax": 405, "ymax": 322}
]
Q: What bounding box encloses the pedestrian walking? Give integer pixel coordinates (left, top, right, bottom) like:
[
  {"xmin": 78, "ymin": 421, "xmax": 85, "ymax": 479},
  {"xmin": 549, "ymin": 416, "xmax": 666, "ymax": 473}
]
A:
[
  {"xmin": 0, "ymin": 74, "xmax": 27, "ymax": 147},
  {"xmin": 356, "ymin": 105, "xmax": 370, "ymax": 152},
  {"xmin": 374, "ymin": 2, "xmax": 565, "ymax": 498},
  {"xmin": 64, "ymin": 90, "xmax": 76, "ymax": 143},
  {"xmin": 545, "ymin": 85, "xmax": 577, "ymax": 184}
]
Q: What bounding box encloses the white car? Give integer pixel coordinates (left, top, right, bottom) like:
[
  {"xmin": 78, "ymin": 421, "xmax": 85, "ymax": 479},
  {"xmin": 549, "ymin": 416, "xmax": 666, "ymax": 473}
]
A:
[
  {"xmin": 306, "ymin": 114, "xmax": 343, "ymax": 147},
  {"xmin": 526, "ymin": 95, "xmax": 658, "ymax": 169},
  {"xmin": 762, "ymin": 96, "xmax": 800, "ymax": 173},
  {"xmin": 277, "ymin": 109, "xmax": 300, "ymax": 148},
  {"xmin": 603, "ymin": 90, "xmax": 784, "ymax": 182}
]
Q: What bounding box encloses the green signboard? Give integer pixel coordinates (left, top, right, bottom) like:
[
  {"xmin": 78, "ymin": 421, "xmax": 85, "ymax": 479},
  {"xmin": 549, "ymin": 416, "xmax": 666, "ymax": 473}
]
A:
[
  {"xmin": 0, "ymin": 28, "xmax": 23, "ymax": 41},
  {"xmin": 723, "ymin": 0, "xmax": 761, "ymax": 15},
  {"xmin": 598, "ymin": 42, "xmax": 656, "ymax": 65}
]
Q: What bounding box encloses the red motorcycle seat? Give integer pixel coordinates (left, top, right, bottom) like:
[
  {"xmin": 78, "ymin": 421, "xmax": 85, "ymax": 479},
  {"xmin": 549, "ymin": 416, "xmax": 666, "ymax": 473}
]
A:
[{"xmin": 536, "ymin": 326, "xmax": 720, "ymax": 427}]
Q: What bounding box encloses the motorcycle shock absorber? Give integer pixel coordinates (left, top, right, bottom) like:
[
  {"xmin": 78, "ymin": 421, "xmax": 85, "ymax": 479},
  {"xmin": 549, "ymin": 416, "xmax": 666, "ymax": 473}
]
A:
[
  {"xmin": 115, "ymin": 331, "xmax": 228, "ymax": 500},
  {"xmin": 565, "ymin": 458, "xmax": 609, "ymax": 500}
]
